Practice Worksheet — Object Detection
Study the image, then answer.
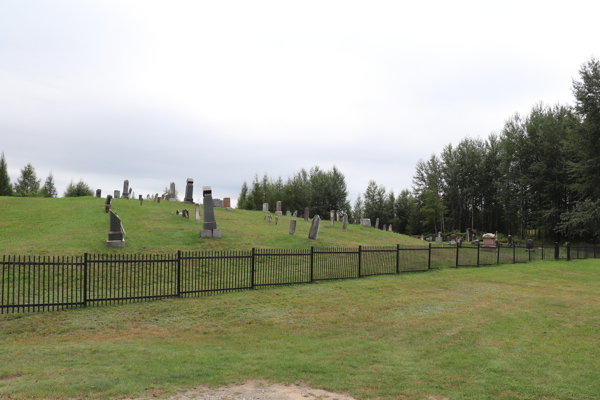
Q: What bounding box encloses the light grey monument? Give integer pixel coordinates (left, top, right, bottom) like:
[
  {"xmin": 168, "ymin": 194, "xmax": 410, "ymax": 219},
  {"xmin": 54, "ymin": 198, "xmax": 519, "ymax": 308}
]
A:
[
  {"xmin": 104, "ymin": 195, "xmax": 112, "ymax": 213},
  {"xmin": 182, "ymin": 209, "xmax": 189, "ymax": 218},
  {"xmin": 268, "ymin": 215, "xmax": 273, "ymax": 223},
  {"xmin": 184, "ymin": 178, "xmax": 194, "ymax": 203},
  {"xmin": 114, "ymin": 190, "xmax": 120, "ymax": 199},
  {"xmin": 330, "ymin": 210, "xmax": 335, "ymax": 226},
  {"xmin": 213, "ymin": 199, "xmax": 224, "ymax": 208},
  {"xmin": 342, "ymin": 214, "xmax": 348, "ymax": 230},
  {"xmin": 140, "ymin": 198, "xmax": 144, "ymax": 206},
  {"xmin": 336, "ymin": 211, "xmax": 340, "ymax": 222},
  {"xmin": 293, "ymin": 210, "xmax": 297, "ymax": 217},
  {"xmin": 146, "ymin": 194, "xmax": 150, "ymax": 199},
  {"xmin": 195, "ymin": 203, "xmax": 201, "ymax": 222},
  {"xmin": 304, "ymin": 207, "xmax": 309, "ymax": 221},
  {"xmin": 360, "ymin": 218, "xmax": 371, "ymax": 228},
  {"xmin": 200, "ymin": 186, "xmax": 220, "ymax": 238},
  {"xmin": 383, "ymin": 224, "xmax": 387, "ymax": 232},
  {"xmin": 289, "ymin": 219, "xmax": 297, "ymax": 235},
  {"xmin": 286, "ymin": 211, "xmax": 291, "ymax": 217},
  {"xmin": 263, "ymin": 203, "xmax": 269, "ymax": 213},
  {"xmin": 375, "ymin": 218, "xmax": 379, "ymax": 229},
  {"xmin": 388, "ymin": 225, "xmax": 392, "ymax": 232},
  {"xmin": 96, "ymin": 189, "xmax": 101, "ymax": 198},
  {"xmin": 435, "ymin": 232, "xmax": 442, "ymax": 244},
  {"xmin": 105, "ymin": 210, "xmax": 125, "ymax": 248},
  {"xmin": 420, "ymin": 235, "xmax": 424, "ymax": 241},
  {"xmin": 169, "ymin": 182, "xmax": 177, "ymax": 201},
  {"xmin": 308, "ymin": 215, "xmax": 321, "ymax": 240},
  {"xmin": 122, "ymin": 180, "xmax": 130, "ymax": 199},
  {"xmin": 275, "ymin": 201, "xmax": 282, "ymax": 215},
  {"xmin": 155, "ymin": 193, "xmax": 159, "ymax": 201},
  {"xmin": 276, "ymin": 216, "xmax": 279, "ymax": 225}
]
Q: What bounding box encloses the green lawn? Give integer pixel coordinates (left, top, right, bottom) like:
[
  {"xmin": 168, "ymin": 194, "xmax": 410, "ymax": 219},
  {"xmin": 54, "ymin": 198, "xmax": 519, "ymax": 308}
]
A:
[
  {"xmin": 1, "ymin": 259, "xmax": 599, "ymax": 400},
  {"xmin": 0, "ymin": 196, "xmax": 425, "ymax": 255}
]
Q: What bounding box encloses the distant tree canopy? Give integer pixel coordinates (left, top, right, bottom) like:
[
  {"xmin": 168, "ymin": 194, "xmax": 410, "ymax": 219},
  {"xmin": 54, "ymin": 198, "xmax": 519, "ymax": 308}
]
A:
[
  {"xmin": 357, "ymin": 56, "xmax": 600, "ymax": 242},
  {"xmin": 40, "ymin": 172, "xmax": 57, "ymax": 198},
  {"xmin": 64, "ymin": 179, "xmax": 93, "ymax": 197},
  {"xmin": 237, "ymin": 165, "xmax": 350, "ymax": 218},
  {"xmin": 0, "ymin": 152, "xmax": 12, "ymax": 196},
  {"xmin": 13, "ymin": 163, "xmax": 40, "ymax": 197}
]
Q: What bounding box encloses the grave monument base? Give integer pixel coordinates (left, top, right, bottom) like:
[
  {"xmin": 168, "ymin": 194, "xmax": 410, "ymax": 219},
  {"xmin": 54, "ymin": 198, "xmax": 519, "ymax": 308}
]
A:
[
  {"xmin": 200, "ymin": 229, "xmax": 221, "ymax": 238},
  {"xmin": 105, "ymin": 239, "xmax": 125, "ymax": 248}
]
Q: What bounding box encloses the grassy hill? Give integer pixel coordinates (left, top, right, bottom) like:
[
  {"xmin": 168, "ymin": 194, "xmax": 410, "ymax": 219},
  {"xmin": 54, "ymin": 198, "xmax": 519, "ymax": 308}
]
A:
[{"xmin": 0, "ymin": 196, "xmax": 425, "ymax": 255}]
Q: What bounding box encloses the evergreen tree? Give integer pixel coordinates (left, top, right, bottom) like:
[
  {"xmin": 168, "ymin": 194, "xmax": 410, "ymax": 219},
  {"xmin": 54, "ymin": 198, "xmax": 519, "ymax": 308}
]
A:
[
  {"xmin": 353, "ymin": 193, "xmax": 364, "ymax": 221},
  {"xmin": 13, "ymin": 163, "xmax": 40, "ymax": 197},
  {"xmin": 64, "ymin": 179, "xmax": 93, "ymax": 197},
  {"xmin": 237, "ymin": 181, "xmax": 249, "ymax": 209},
  {"xmin": 0, "ymin": 152, "xmax": 12, "ymax": 196},
  {"xmin": 40, "ymin": 172, "xmax": 57, "ymax": 198}
]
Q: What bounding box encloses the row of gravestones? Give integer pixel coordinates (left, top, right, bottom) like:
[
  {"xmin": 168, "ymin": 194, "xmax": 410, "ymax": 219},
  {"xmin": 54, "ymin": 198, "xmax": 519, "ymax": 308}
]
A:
[
  {"xmin": 264, "ymin": 213, "xmax": 350, "ymax": 239},
  {"xmin": 359, "ymin": 218, "xmax": 393, "ymax": 232}
]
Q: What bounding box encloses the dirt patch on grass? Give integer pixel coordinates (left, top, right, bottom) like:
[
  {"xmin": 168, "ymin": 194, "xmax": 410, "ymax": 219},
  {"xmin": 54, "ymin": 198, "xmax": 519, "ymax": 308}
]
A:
[{"xmin": 124, "ymin": 381, "xmax": 358, "ymax": 400}]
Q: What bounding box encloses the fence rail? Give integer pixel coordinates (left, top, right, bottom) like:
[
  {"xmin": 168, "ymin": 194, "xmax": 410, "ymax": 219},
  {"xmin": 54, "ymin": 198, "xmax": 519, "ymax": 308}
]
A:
[{"xmin": 1, "ymin": 243, "xmax": 597, "ymax": 314}]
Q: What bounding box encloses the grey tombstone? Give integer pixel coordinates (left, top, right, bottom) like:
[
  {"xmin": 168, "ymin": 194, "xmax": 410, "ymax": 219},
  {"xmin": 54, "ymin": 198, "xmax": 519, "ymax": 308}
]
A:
[
  {"xmin": 157, "ymin": 197, "xmax": 161, "ymax": 203},
  {"xmin": 268, "ymin": 215, "xmax": 272, "ymax": 223},
  {"xmin": 182, "ymin": 209, "xmax": 189, "ymax": 219},
  {"xmin": 375, "ymin": 218, "xmax": 379, "ymax": 229},
  {"xmin": 420, "ymin": 235, "xmax": 424, "ymax": 241},
  {"xmin": 140, "ymin": 198, "xmax": 144, "ymax": 206},
  {"xmin": 336, "ymin": 211, "xmax": 340, "ymax": 222},
  {"xmin": 146, "ymin": 194, "xmax": 150, "ymax": 200},
  {"xmin": 122, "ymin": 180, "xmax": 130, "ymax": 199},
  {"xmin": 293, "ymin": 210, "xmax": 297, "ymax": 217},
  {"xmin": 184, "ymin": 178, "xmax": 194, "ymax": 203},
  {"xmin": 212, "ymin": 198, "xmax": 224, "ymax": 208},
  {"xmin": 176, "ymin": 210, "xmax": 180, "ymax": 215},
  {"xmin": 139, "ymin": 194, "xmax": 143, "ymax": 201},
  {"xmin": 330, "ymin": 210, "xmax": 335, "ymax": 226},
  {"xmin": 106, "ymin": 210, "xmax": 125, "ymax": 248},
  {"xmin": 169, "ymin": 182, "xmax": 177, "ymax": 201},
  {"xmin": 104, "ymin": 195, "xmax": 113, "ymax": 213},
  {"xmin": 96, "ymin": 189, "xmax": 101, "ymax": 198},
  {"xmin": 383, "ymin": 224, "xmax": 387, "ymax": 232},
  {"xmin": 155, "ymin": 193, "xmax": 159, "ymax": 201},
  {"xmin": 286, "ymin": 211, "xmax": 291, "ymax": 217},
  {"xmin": 129, "ymin": 187, "xmax": 132, "ymax": 197},
  {"xmin": 360, "ymin": 218, "xmax": 371, "ymax": 228},
  {"xmin": 276, "ymin": 216, "xmax": 279, "ymax": 225},
  {"xmin": 195, "ymin": 203, "xmax": 201, "ymax": 222},
  {"xmin": 388, "ymin": 225, "xmax": 392, "ymax": 232},
  {"xmin": 263, "ymin": 203, "xmax": 269, "ymax": 213},
  {"xmin": 264, "ymin": 215, "xmax": 267, "ymax": 221},
  {"xmin": 275, "ymin": 201, "xmax": 282, "ymax": 215},
  {"xmin": 114, "ymin": 190, "xmax": 120, "ymax": 198},
  {"xmin": 342, "ymin": 214, "xmax": 348, "ymax": 230},
  {"xmin": 435, "ymin": 232, "xmax": 442, "ymax": 244},
  {"xmin": 304, "ymin": 207, "xmax": 309, "ymax": 221},
  {"xmin": 200, "ymin": 186, "xmax": 221, "ymax": 238},
  {"xmin": 289, "ymin": 219, "xmax": 297, "ymax": 235},
  {"xmin": 308, "ymin": 215, "xmax": 321, "ymax": 240}
]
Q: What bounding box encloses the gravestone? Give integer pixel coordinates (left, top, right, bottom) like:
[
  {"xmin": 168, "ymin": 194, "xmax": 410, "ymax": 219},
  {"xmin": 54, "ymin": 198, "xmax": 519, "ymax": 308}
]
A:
[
  {"xmin": 155, "ymin": 193, "xmax": 159, "ymax": 201},
  {"xmin": 286, "ymin": 211, "xmax": 291, "ymax": 217},
  {"xmin": 213, "ymin": 198, "xmax": 224, "ymax": 208},
  {"xmin": 264, "ymin": 215, "xmax": 267, "ymax": 221},
  {"xmin": 383, "ymin": 224, "xmax": 387, "ymax": 232},
  {"xmin": 157, "ymin": 197, "xmax": 161, "ymax": 203},
  {"xmin": 330, "ymin": 210, "xmax": 335, "ymax": 226},
  {"xmin": 375, "ymin": 218, "xmax": 379, "ymax": 229},
  {"xmin": 308, "ymin": 215, "xmax": 321, "ymax": 240},
  {"xmin": 105, "ymin": 210, "xmax": 125, "ymax": 248},
  {"xmin": 146, "ymin": 194, "xmax": 150, "ymax": 200},
  {"xmin": 293, "ymin": 210, "xmax": 297, "ymax": 217},
  {"xmin": 420, "ymin": 235, "xmax": 424, "ymax": 241},
  {"xmin": 104, "ymin": 195, "xmax": 113, "ymax": 213},
  {"xmin": 336, "ymin": 211, "xmax": 340, "ymax": 222},
  {"xmin": 96, "ymin": 189, "xmax": 101, "ymax": 198},
  {"xmin": 304, "ymin": 207, "xmax": 309, "ymax": 221},
  {"xmin": 200, "ymin": 186, "xmax": 220, "ymax": 238},
  {"xmin": 140, "ymin": 198, "xmax": 144, "ymax": 206},
  {"xmin": 343, "ymin": 214, "xmax": 348, "ymax": 230},
  {"xmin": 196, "ymin": 204, "xmax": 201, "ymax": 222},
  {"xmin": 482, "ymin": 233, "xmax": 496, "ymax": 248},
  {"xmin": 139, "ymin": 195, "xmax": 143, "ymax": 201},
  {"xmin": 360, "ymin": 218, "xmax": 371, "ymax": 228},
  {"xmin": 435, "ymin": 232, "xmax": 442, "ymax": 244},
  {"xmin": 122, "ymin": 180, "xmax": 130, "ymax": 199},
  {"xmin": 129, "ymin": 188, "xmax": 132, "ymax": 198},
  {"xmin": 276, "ymin": 216, "xmax": 279, "ymax": 225},
  {"xmin": 224, "ymin": 197, "xmax": 232, "ymax": 210},
  {"xmin": 169, "ymin": 182, "xmax": 177, "ymax": 201},
  {"xmin": 289, "ymin": 219, "xmax": 297, "ymax": 235},
  {"xmin": 184, "ymin": 178, "xmax": 194, "ymax": 203},
  {"xmin": 268, "ymin": 215, "xmax": 273, "ymax": 223},
  {"xmin": 114, "ymin": 190, "xmax": 120, "ymax": 198},
  {"xmin": 263, "ymin": 203, "xmax": 269, "ymax": 213},
  {"xmin": 182, "ymin": 209, "xmax": 189, "ymax": 219},
  {"xmin": 388, "ymin": 225, "xmax": 392, "ymax": 232},
  {"xmin": 176, "ymin": 210, "xmax": 180, "ymax": 215},
  {"xmin": 275, "ymin": 201, "xmax": 282, "ymax": 215}
]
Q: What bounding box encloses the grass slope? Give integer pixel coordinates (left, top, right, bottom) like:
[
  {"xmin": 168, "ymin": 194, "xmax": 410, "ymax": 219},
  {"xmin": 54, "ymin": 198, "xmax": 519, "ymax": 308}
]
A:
[
  {"xmin": 0, "ymin": 196, "xmax": 425, "ymax": 255},
  {"xmin": 1, "ymin": 260, "xmax": 599, "ymax": 400}
]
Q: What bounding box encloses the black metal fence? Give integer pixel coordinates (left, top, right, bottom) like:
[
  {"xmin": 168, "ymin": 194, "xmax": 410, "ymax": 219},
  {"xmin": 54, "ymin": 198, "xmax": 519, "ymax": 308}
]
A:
[{"xmin": 1, "ymin": 243, "xmax": 597, "ymax": 314}]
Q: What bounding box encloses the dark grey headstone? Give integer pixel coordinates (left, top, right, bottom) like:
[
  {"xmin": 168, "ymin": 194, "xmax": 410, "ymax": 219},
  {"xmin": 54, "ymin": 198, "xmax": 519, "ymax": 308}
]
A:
[
  {"xmin": 289, "ymin": 219, "xmax": 297, "ymax": 235},
  {"xmin": 104, "ymin": 195, "xmax": 113, "ymax": 213},
  {"xmin": 114, "ymin": 190, "xmax": 120, "ymax": 198},
  {"xmin": 308, "ymin": 215, "xmax": 321, "ymax": 240},
  {"xmin": 304, "ymin": 207, "xmax": 309, "ymax": 221},
  {"xmin": 343, "ymin": 214, "xmax": 348, "ymax": 230},
  {"xmin": 184, "ymin": 178, "xmax": 194, "ymax": 203},
  {"xmin": 122, "ymin": 180, "xmax": 129, "ymax": 199},
  {"xmin": 182, "ymin": 209, "xmax": 189, "ymax": 218},
  {"xmin": 203, "ymin": 186, "xmax": 217, "ymax": 230},
  {"xmin": 375, "ymin": 218, "xmax": 379, "ymax": 229},
  {"xmin": 96, "ymin": 189, "xmax": 101, "ymax": 198}
]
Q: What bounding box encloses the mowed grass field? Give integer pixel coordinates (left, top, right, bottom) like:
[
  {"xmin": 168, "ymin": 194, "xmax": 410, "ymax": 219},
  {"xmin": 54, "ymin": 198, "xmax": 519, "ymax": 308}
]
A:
[
  {"xmin": 1, "ymin": 259, "xmax": 599, "ymax": 400},
  {"xmin": 0, "ymin": 196, "xmax": 425, "ymax": 255}
]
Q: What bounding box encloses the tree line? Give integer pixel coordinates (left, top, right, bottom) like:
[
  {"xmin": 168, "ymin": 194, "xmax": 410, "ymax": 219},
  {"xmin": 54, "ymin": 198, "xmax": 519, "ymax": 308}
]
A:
[{"xmin": 0, "ymin": 155, "xmax": 93, "ymax": 198}]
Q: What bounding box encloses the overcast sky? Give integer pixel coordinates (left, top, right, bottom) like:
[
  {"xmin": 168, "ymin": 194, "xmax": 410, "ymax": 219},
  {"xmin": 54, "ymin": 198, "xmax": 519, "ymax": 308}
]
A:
[{"xmin": 1, "ymin": 1, "xmax": 598, "ymax": 205}]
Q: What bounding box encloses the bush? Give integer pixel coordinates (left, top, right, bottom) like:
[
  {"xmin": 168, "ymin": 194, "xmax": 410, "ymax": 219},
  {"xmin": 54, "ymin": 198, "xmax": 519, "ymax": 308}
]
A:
[{"xmin": 64, "ymin": 179, "xmax": 93, "ymax": 197}]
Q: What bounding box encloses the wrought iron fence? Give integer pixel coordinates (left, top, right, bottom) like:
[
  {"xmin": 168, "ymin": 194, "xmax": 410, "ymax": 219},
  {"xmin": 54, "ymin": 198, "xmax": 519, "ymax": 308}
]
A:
[{"xmin": 1, "ymin": 243, "xmax": 597, "ymax": 314}]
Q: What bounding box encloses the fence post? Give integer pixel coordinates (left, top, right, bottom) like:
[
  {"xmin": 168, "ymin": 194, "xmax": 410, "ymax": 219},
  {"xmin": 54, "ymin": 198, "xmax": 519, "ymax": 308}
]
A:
[
  {"xmin": 83, "ymin": 252, "xmax": 88, "ymax": 307},
  {"xmin": 497, "ymin": 243, "xmax": 500, "ymax": 265},
  {"xmin": 251, "ymin": 247, "xmax": 256, "ymax": 289},
  {"xmin": 541, "ymin": 244, "xmax": 544, "ymax": 260},
  {"xmin": 555, "ymin": 242, "xmax": 559, "ymax": 260},
  {"xmin": 428, "ymin": 243, "xmax": 431, "ymax": 270},
  {"xmin": 358, "ymin": 245, "xmax": 362, "ymax": 277},
  {"xmin": 455, "ymin": 242, "xmax": 459, "ymax": 267},
  {"xmin": 567, "ymin": 243, "xmax": 571, "ymax": 261},
  {"xmin": 396, "ymin": 244, "xmax": 400, "ymax": 274},
  {"xmin": 176, "ymin": 250, "xmax": 181, "ymax": 297},
  {"xmin": 310, "ymin": 246, "xmax": 314, "ymax": 282},
  {"xmin": 513, "ymin": 243, "xmax": 516, "ymax": 264},
  {"xmin": 476, "ymin": 241, "xmax": 480, "ymax": 267}
]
